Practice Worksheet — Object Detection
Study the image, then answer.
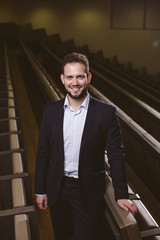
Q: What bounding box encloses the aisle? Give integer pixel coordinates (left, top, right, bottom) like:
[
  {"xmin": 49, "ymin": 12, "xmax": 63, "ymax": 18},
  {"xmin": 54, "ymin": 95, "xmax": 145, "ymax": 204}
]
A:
[{"xmin": 9, "ymin": 48, "xmax": 55, "ymax": 240}]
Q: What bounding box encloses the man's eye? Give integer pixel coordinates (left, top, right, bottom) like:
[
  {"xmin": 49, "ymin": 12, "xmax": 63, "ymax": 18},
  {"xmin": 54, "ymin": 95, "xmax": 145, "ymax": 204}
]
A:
[
  {"xmin": 66, "ymin": 76, "xmax": 73, "ymax": 80},
  {"xmin": 77, "ymin": 75, "xmax": 85, "ymax": 80}
]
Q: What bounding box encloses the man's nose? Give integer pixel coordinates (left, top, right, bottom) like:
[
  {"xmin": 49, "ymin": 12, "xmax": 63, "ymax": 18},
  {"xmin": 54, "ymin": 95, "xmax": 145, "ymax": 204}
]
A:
[{"xmin": 72, "ymin": 77, "xmax": 78, "ymax": 85}]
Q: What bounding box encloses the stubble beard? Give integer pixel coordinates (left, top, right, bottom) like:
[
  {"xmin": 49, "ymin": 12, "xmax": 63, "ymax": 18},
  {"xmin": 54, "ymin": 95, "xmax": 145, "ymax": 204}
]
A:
[{"xmin": 65, "ymin": 86, "xmax": 88, "ymax": 100}]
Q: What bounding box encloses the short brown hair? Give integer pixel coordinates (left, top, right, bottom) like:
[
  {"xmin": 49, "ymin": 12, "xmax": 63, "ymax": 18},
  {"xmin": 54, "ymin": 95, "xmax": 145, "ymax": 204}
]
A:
[{"xmin": 62, "ymin": 52, "xmax": 89, "ymax": 73}]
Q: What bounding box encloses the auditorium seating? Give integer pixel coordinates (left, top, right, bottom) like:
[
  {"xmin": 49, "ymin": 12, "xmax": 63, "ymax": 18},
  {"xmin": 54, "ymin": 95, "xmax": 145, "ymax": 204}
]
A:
[
  {"xmin": 21, "ymin": 37, "xmax": 159, "ymax": 197},
  {"xmin": 1, "ymin": 22, "xmax": 160, "ymax": 239},
  {"xmin": 0, "ymin": 41, "xmax": 39, "ymax": 239},
  {"xmin": 92, "ymin": 50, "xmax": 160, "ymax": 87},
  {"xmin": 19, "ymin": 28, "xmax": 47, "ymax": 45},
  {"xmin": 0, "ymin": 152, "xmax": 26, "ymax": 176},
  {"xmin": 14, "ymin": 214, "xmax": 31, "ymax": 240},
  {"xmin": 42, "ymin": 33, "xmax": 61, "ymax": 49},
  {"xmin": 105, "ymin": 152, "xmax": 160, "ymax": 240},
  {"xmin": 16, "ymin": 37, "xmax": 160, "ymax": 239},
  {"xmin": 89, "ymin": 84, "xmax": 160, "ymax": 202},
  {"xmin": 31, "ymin": 37, "xmax": 160, "ymax": 142},
  {"xmin": 19, "ymin": 38, "xmax": 160, "ymax": 202}
]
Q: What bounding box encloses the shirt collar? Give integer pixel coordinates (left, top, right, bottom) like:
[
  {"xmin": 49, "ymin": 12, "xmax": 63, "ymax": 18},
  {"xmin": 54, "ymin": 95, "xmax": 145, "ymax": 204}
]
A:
[{"xmin": 64, "ymin": 93, "xmax": 90, "ymax": 111}]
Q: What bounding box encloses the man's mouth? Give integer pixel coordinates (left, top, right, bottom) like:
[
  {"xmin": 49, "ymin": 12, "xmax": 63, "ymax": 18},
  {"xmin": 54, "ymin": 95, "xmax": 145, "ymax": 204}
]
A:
[{"xmin": 71, "ymin": 86, "xmax": 81, "ymax": 91}]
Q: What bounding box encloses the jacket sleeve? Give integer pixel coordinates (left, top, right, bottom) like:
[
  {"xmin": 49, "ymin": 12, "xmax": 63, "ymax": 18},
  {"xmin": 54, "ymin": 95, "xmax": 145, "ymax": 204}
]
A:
[
  {"xmin": 34, "ymin": 105, "xmax": 49, "ymax": 194},
  {"xmin": 106, "ymin": 106, "xmax": 129, "ymax": 201}
]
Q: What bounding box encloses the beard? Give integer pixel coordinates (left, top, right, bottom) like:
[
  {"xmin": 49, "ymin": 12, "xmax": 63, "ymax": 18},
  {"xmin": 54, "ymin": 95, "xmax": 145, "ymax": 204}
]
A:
[{"xmin": 64, "ymin": 85, "xmax": 88, "ymax": 100}]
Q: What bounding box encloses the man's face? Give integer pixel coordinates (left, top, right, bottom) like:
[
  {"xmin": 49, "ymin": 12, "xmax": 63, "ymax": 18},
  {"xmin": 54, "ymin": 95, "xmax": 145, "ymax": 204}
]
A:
[{"xmin": 61, "ymin": 62, "xmax": 91, "ymax": 100}]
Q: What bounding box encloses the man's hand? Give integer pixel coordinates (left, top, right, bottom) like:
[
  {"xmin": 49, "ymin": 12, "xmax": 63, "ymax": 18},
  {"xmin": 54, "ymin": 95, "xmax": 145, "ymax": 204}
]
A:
[
  {"xmin": 36, "ymin": 195, "xmax": 48, "ymax": 210},
  {"xmin": 117, "ymin": 199, "xmax": 137, "ymax": 216}
]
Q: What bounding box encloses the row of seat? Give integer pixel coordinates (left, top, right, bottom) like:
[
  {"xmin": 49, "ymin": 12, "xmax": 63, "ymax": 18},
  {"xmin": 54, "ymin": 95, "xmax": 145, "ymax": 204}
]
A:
[
  {"xmin": 92, "ymin": 51, "xmax": 160, "ymax": 89},
  {"xmin": 39, "ymin": 33, "xmax": 160, "ymax": 90},
  {"xmin": 0, "ymin": 41, "xmax": 39, "ymax": 240},
  {"xmin": 18, "ymin": 36, "xmax": 160, "ymax": 239},
  {"xmin": 89, "ymin": 83, "xmax": 160, "ymax": 239},
  {"xmin": 4, "ymin": 21, "xmax": 159, "ymax": 96},
  {"xmin": 98, "ymin": 91, "xmax": 160, "ymax": 240},
  {"xmin": 22, "ymin": 39, "xmax": 160, "ymax": 204},
  {"xmin": 5, "ymin": 24, "xmax": 160, "ymax": 139},
  {"xmin": 1, "ymin": 21, "xmax": 160, "ymax": 90},
  {"xmin": 34, "ymin": 36, "xmax": 160, "ymax": 142},
  {"xmin": 105, "ymin": 172, "xmax": 160, "ymax": 240},
  {"xmin": 89, "ymin": 64, "xmax": 160, "ymax": 141},
  {"xmin": 23, "ymin": 36, "xmax": 160, "ymax": 143}
]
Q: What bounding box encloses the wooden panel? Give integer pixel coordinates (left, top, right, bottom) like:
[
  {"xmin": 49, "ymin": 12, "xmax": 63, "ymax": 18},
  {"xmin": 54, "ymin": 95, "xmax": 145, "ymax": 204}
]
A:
[
  {"xmin": 146, "ymin": 0, "xmax": 160, "ymax": 29},
  {"xmin": 111, "ymin": 0, "xmax": 145, "ymax": 29}
]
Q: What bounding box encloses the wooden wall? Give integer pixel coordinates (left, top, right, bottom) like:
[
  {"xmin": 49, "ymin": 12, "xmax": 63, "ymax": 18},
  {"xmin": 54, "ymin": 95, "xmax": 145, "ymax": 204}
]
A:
[{"xmin": 0, "ymin": 0, "xmax": 160, "ymax": 76}]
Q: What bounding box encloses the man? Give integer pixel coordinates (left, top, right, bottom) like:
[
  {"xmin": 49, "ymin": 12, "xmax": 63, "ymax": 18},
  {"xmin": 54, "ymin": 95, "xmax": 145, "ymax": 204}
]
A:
[{"xmin": 35, "ymin": 52, "xmax": 137, "ymax": 240}]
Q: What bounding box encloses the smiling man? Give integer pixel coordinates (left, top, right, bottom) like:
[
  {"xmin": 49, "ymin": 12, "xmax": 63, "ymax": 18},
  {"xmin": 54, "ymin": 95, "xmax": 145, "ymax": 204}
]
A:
[
  {"xmin": 60, "ymin": 61, "xmax": 91, "ymax": 110},
  {"xmin": 35, "ymin": 52, "xmax": 137, "ymax": 240}
]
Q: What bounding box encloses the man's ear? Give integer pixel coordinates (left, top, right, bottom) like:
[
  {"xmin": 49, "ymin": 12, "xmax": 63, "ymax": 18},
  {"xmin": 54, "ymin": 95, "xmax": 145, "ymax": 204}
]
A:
[
  {"xmin": 60, "ymin": 74, "xmax": 65, "ymax": 84},
  {"xmin": 87, "ymin": 72, "xmax": 92, "ymax": 84}
]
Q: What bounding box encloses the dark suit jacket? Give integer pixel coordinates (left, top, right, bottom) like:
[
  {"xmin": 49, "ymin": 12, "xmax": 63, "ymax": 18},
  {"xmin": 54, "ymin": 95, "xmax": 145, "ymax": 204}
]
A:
[{"xmin": 35, "ymin": 96, "xmax": 129, "ymax": 212}]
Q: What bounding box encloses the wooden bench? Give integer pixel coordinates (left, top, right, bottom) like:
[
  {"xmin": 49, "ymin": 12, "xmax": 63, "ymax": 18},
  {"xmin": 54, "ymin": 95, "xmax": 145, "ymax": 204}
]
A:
[
  {"xmin": 12, "ymin": 178, "xmax": 26, "ymax": 208},
  {"xmin": 153, "ymin": 236, "xmax": 160, "ymax": 240},
  {"xmin": 0, "ymin": 119, "xmax": 18, "ymax": 133},
  {"xmin": 0, "ymin": 41, "xmax": 37, "ymax": 238},
  {"xmin": 105, "ymin": 174, "xmax": 160, "ymax": 239},
  {"xmin": 12, "ymin": 152, "xmax": 24, "ymax": 174},
  {"xmin": 0, "ymin": 98, "xmax": 16, "ymax": 108},
  {"xmin": 0, "ymin": 205, "xmax": 39, "ymax": 240},
  {"xmin": 8, "ymin": 107, "xmax": 17, "ymax": 118},
  {"xmin": 8, "ymin": 98, "xmax": 15, "ymax": 107},
  {"xmin": 9, "ymin": 119, "xmax": 18, "ymax": 132},
  {"xmin": 10, "ymin": 133, "xmax": 20, "ymax": 150},
  {"xmin": 0, "ymin": 90, "xmax": 13, "ymax": 99},
  {"xmin": 8, "ymin": 90, "xmax": 14, "ymax": 98},
  {"xmin": 104, "ymin": 152, "xmax": 160, "ymax": 239},
  {"xmin": 14, "ymin": 214, "xmax": 31, "ymax": 240},
  {"xmin": 132, "ymin": 196, "xmax": 160, "ymax": 239},
  {"xmin": 104, "ymin": 174, "xmax": 141, "ymax": 240},
  {"xmin": 7, "ymin": 84, "xmax": 13, "ymax": 91},
  {"xmin": 0, "ymin": 151, "xmax": 24, "ymax": 176},
  {"xmin": 0, "ymin": 133, "xmax": 22, "ymax": 152},
  {"xmin": 0, "ymin": 173, "xmax": 32, "ymax": 211}
]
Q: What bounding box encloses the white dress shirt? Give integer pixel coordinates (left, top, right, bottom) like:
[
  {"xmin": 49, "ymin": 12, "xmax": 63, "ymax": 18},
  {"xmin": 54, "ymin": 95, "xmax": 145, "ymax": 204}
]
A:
[{"xmin": 63, "ymin": 93, "xmax": 90, "ymax": 178}]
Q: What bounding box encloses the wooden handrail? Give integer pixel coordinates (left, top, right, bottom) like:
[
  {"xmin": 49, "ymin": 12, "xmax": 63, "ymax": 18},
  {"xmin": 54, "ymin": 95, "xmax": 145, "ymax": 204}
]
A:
[
  {"xmin": 18, "ymin": 38, "xmax": 60, "ymax": 102},
  {"xmin": 90, "ymin": 60, "xmax": 160, "ymax": 106},
  {"xmin": 89, "ymin": 84, "xmax": 160, "ymax": 153},
  {"xmin": 104, "ymin": 174, "xmax": 141, "ymax": 240}
]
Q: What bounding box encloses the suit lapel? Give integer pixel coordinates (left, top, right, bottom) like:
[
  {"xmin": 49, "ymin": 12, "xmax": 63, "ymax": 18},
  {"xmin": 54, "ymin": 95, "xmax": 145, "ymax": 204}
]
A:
[
  {"xmin": 79, "ymin": 97, "xmax": 96, "ymax": 160},
  {"xmin": 56, "ymin": 100, "xmax": 65, "ymax": 161}
]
